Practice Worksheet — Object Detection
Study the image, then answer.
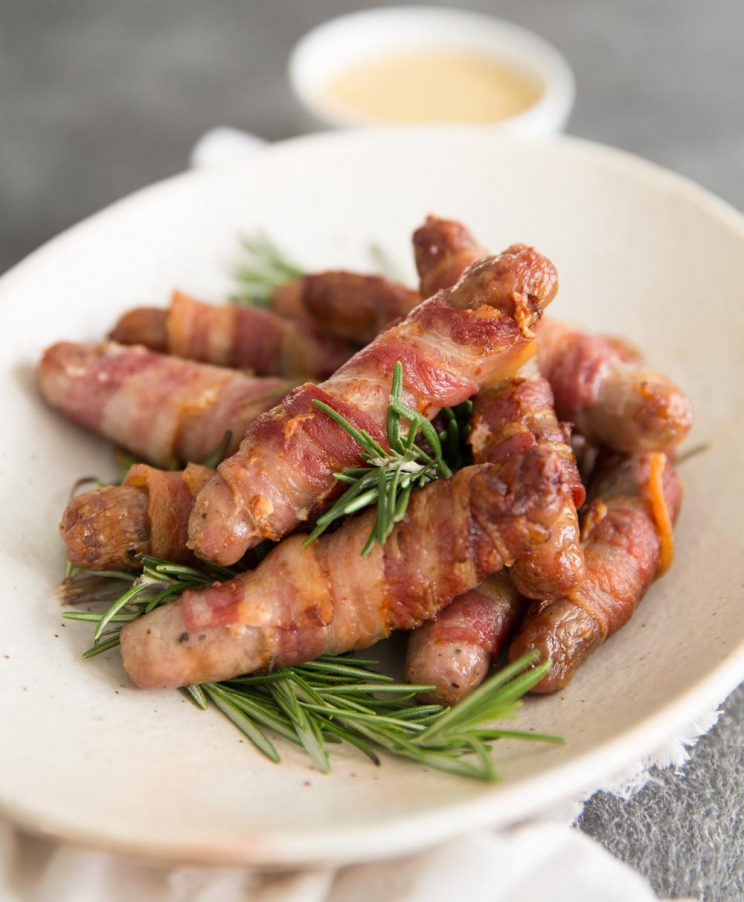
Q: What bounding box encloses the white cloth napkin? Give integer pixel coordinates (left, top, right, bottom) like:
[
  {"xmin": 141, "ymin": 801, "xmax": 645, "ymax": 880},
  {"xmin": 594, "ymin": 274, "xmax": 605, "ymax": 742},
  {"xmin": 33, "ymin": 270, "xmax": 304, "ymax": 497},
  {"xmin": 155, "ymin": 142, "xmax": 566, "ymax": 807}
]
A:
[
  {"xmin": 0, "ymin": 129, "xmax": 713, "ymax": 901},
  {"xmin": 0, "ymin": 709, "xmax": 715, "ymax": 901}
]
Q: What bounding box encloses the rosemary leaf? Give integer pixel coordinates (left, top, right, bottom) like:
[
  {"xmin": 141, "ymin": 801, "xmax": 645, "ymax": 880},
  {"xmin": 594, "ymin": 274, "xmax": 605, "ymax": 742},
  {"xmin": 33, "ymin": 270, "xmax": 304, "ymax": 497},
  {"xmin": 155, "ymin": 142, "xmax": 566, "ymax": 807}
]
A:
[
  {"xmin": 183, "ymin": 684, "xmax": 209, "ymax": 710},
  {"xmin": 93, "ymin": 582, "xmax": 146, "ymax": 641},
  {"xmin": 203, "ymin": 684, "xmax": 281, "ymax": 764},
  {"xmin": 386, "ymin": 361, "xmax": 405, "ymax": 452},
  {"xmin": 414, "ymin": 653, "xmax": 548, "ymax": 744},
  {"xmin": 82, "ymin": 634, "xmax": 121, "ymax": 659},
  {"xmin": 270, "ymin": 680, "xmax": 330, "ymax": 774},
  {"xmin": 232, "ymin": 233, "xmax": 304, "ymax": 307}
]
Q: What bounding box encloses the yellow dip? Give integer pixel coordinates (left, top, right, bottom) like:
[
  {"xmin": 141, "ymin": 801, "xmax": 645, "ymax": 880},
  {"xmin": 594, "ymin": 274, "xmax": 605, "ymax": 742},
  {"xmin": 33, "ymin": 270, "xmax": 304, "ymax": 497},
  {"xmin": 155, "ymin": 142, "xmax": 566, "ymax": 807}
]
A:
[{"xmin": 325, "ymin": 50, "xmax": 543, "ymax": 123}]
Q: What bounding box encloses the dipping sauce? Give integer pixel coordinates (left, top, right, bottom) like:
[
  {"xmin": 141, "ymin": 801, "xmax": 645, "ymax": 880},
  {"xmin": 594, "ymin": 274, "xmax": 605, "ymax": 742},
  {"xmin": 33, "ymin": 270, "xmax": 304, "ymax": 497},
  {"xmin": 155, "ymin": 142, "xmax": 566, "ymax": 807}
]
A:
[{"xmin": 324, "ymin": 50, "xmax": 543, "ymax": 123}]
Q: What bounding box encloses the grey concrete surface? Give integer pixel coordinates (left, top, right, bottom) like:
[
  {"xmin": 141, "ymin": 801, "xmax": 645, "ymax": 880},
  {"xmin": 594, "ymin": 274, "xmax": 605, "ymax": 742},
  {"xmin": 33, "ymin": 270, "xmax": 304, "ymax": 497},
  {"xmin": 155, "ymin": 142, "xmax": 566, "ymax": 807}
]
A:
[{"xmin": 1, "ymin": 1, "xmax": 742, "ymax": 898}]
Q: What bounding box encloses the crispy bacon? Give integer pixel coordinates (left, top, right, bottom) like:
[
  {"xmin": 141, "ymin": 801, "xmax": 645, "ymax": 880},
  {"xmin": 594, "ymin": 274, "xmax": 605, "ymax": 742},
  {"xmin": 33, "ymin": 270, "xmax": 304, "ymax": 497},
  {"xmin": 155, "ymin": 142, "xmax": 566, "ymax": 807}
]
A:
[
  {"xmin": 61, "ymin": 463, "xmax": 214, "ymax": 570},
  {"xmin": 187, "ymin": 246, "xmax": 559, "ymax": 565},
  {"xmin": 109, "ymin": 290, "xmax": 351, "ymax": 378},
  {"xmin": 403, "ymin": 369, "xmax": 585, "ymax": 704},
  {"xmin": 121, "ymin": 449, "xmax": 570, "ymax": 688},
  {"xmin": 536, "ymin": 318, "xmax": 693, "ymax": 453},
  {"xmin": 404, "ymin": 574, "xmax": 525, "ymax": 705},
  {"xmin": 469, "ymin": 370, "xmax": 586, "ymax": 598},
  {"xmin": 37, "ymin": 342, "xmax": 291, "ymax": 467},
  {"xmin": 413, "ymin": 214, "xmax": 486, "ymax": 296},
  {"xmin": 508, "ymin": 452, "xmax": 683, "ymax": 693}
]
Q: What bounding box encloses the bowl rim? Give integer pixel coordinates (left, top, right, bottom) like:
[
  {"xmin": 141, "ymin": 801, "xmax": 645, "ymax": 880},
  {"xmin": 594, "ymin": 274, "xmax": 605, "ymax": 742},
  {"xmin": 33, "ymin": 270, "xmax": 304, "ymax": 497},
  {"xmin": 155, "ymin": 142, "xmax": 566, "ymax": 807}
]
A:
[
  {"xmin": 1, "ymin": 128, "xmax": 743, "ymax": 867},
  {"xmin": 287, "ymin": 6, "xmax": 575, "ymax": 134}
]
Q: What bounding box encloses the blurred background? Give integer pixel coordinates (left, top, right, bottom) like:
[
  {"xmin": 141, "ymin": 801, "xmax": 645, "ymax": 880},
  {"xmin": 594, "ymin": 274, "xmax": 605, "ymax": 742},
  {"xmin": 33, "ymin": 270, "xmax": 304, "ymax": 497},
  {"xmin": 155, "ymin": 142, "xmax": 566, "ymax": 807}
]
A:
[{"xmin": 1, "ymin": 1, "xmax": 742, "ymax": 898}]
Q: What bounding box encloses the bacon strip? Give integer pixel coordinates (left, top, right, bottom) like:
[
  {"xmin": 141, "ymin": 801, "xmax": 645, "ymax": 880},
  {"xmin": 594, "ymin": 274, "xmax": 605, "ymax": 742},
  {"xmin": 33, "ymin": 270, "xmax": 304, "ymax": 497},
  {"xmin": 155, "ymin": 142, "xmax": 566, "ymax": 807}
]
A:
[
  {"xmin": 37, "ymin": 342, "xmax": 292, "ymax": 467},
  {"xmin": 121, "ymin": 449, "xmax": 570, "ymax": 689},
  {"xmin": 404, "ymin": 574, "xmax": 525, "ymax": 706},
  {"xmin": 536, "ymin": 317, "xmax": 693, "ymax": 453},
  {"xmin": 61, "ymin": 463, "xmax": 214, "ymax": 571},
  {"xmin": 508, "ymin": 452, "xmax": 683, "ymax": 693},
  {"xmin": 187, "ymin": 246, "xmax": 559, "ymax": 565},
  {"xmin": 109, "ymin": 290, "xmax": 351, "ymax": 378}
]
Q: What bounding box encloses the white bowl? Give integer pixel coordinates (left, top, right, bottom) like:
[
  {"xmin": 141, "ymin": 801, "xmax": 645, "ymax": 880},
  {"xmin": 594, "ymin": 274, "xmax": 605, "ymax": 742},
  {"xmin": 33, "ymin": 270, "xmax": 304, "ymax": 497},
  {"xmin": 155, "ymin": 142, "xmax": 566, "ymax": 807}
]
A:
[
  {"xmin": 289, "ymin": 7, "xmax": 575, "ymax": 136},
  {"xmin": 1, "ymin": 128, "xmax": 743, "ymax": 867}
]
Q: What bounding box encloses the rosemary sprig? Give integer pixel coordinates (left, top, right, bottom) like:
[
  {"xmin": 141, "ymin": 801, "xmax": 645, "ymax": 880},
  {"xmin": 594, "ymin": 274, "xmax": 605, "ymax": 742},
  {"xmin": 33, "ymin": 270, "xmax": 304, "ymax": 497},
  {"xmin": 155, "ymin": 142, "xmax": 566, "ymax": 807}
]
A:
[
  {"xmin": 62, "ymin": 559, "xmax": 563, "ymax": 781},
  {"xmin": 435, "ymin": 400, "xmax": 473, "ymax": 471},
  {"xmin": 232, "ymin": 233, "xmax": 305, "ymax": 307},
  {"xmin": 306, "ymin": 362, "xmax": 455, "ymax": 554},
  {"xmin": 61, "ymin": 557, "xmax": 235, "ymax": 657},
  {"xmin": 231, "ymin": 234, "xmax": 413, "ymax": 309}
]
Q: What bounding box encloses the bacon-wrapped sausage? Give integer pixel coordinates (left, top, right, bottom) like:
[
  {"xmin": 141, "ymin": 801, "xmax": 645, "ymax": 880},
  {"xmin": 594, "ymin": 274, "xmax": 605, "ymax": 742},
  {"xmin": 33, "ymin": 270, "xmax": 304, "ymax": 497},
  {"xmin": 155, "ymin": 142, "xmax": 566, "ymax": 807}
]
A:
[
  {"xmin": 121, "ymin": 448, "xmax": 570, "ymax": 689},
  {"xmin": 109, "ymin": 290, "xmax": 351, "ymax": 378},
  {"xmin": 413, "ymin": 215, "xmax": 693, "ymax": 454},
  {"xmin": 469, "ymin": 371, "xmax": 585, "ymax": 598},
  {"xmin": 403, "ymin": 369, "xmax": 585, "ymax": 704},
  {"xmin": 413, "ymin": 214, "xmax": 486, "ymax": 297},
  {"xmin": 62, "ymin": 463, "xmax": 214, "ymax": 571},
  {"xmin": 188, "ymin": 245, "xmax": 559, "ymax": 565},
  {"xmin": 509, "ymin": 451, "xmax": 683, "ymax": 693},
  {"xmin": 405, "ymin": 574, "xmax": 525, "ymax": 706},
  {"xmin": 273, "ymin": 272, "xmax": 420, "ymax": 346},
  {"xmin": 37, "ymin": 342, "xmax": 291, "ymax": 467},
  {"xmin": 270, "ymin": 223, "xmax": 483, "ymax": 346},
  {"xmin": 536, "ymin": 318, "xmax": 693, "ymax": 453}
]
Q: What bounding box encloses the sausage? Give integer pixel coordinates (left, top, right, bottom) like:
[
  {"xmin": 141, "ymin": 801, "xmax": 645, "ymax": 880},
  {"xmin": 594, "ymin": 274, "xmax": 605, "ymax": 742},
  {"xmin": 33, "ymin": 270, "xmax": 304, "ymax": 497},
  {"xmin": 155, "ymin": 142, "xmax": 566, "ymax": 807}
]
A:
[
  {"xmin": 404, "ymin": 574, "xmax": 525, "ymax": 705},
  {"xmin": 403, "ymin": 368, "xmax": 585, "ymax": 705},
  {"xmin": 273, "ymin": 272, "xmax": 420, "ymax": 347},
  {"xmin": 536, "ymin": 317, "xmax": 693, "ymax": 453},
  {"xmin": 37, "ymin": 341, "xmax": 292, "ymax": 467},
  {"xmin": 109, "ymin": 290, "xmax": 352, "ymax": 378},
  {"xmin": 413, "ymin": 215, "xmax": 486, "ymax": 297},
  {"xmin": 61, "ymin": 463, "xmax": 214, "ymax": 571},
  {"xmin": 61, "ymin": 485, "xmax": 150, "ymax": 572},
  {"xmin": 508, "ymin": 452, "xmax": 683, "ymax": 693},
  {"xmin": 299, "ymin": 272, "xmax": 420, "ymax": 345},
  {"xmin": 469, "ymin": 371, "xmax": 585, "ymax": 598}
]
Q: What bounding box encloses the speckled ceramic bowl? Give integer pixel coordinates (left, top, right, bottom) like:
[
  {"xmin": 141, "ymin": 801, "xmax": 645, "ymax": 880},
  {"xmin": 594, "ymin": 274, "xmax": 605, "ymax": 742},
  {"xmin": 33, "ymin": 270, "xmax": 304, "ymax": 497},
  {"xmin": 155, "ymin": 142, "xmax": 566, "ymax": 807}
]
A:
[{"xmin": 1, "ymin": 129, "xmax": 742, "ymax": 866}]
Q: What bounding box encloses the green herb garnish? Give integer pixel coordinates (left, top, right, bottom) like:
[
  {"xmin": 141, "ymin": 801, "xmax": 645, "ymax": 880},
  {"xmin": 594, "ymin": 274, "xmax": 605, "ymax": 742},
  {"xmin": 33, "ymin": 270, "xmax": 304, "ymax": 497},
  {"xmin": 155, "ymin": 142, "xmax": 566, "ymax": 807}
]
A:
[
  {"xmin": 61, "ymin": 557, "xmax": 234, "ymax": 655},
  {"xmin": 232, "ymin": 233, "xmax": 304, "ymax": 307},
  {"xmin": 306, "ymin": 362, "xmax": 458, "ymax": 554},
  {"xmin": 232, "ymin": 234, "xmax": 411, "ymax": 309},
  {"xmin": 61, "ymin": 558, "xmax": 562, "ymax": 781}
]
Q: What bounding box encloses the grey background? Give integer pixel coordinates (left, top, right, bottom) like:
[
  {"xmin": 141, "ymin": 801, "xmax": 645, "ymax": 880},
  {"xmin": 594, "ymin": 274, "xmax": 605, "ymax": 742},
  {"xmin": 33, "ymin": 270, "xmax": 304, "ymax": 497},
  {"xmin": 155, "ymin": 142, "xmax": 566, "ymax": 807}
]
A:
[{"xmin": 1, "ymin": 1, "xmax": 742, "ymax": 899}]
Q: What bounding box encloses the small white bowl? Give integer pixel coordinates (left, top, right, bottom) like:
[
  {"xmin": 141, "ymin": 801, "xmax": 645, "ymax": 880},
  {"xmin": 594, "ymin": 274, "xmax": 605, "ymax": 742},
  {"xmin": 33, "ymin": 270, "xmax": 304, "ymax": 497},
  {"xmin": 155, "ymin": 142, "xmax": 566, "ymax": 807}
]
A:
[{"xmin": 289, "ymin": 6, "xmax": 575, "ymax": 137}]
